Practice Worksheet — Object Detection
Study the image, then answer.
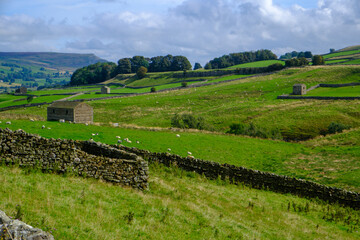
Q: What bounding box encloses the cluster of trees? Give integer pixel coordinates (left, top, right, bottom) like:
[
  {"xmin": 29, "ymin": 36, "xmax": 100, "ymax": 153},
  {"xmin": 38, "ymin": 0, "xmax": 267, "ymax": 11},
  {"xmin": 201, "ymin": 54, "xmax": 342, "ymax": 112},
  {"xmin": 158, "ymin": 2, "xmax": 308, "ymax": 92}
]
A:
[
  {"xmin": 71, "ymin": 54, "xmax": 192, "ymax": 85},
  {"xmin": 114, "ymin": 55, "xmax": 192, "ymax": 75},
  {"xmin": 312, "ymin": 55, "xmax": 325, "ymax": 65},
  {"xmin": 285, "ymin": 57, "xmax": 309, "ymax": 67},
  {"xmin": 279, "ymin": 51, "xmax": 313, "ymax": 59},
  {"xmin": 204, "ymin": 50, "xmax": 277, "ymax": 69},
  {"xmin": 70, "ymin": 62, "xmax": 117, "ymax": 85}
]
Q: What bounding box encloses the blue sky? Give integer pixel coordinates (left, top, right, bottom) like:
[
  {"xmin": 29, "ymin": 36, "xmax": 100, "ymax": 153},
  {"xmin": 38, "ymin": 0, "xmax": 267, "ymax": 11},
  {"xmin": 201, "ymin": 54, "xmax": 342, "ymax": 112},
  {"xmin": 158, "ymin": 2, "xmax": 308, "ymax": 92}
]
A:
[{"xmin": 1, "ymin": 0, "xmax": 359, "ymax": 65}]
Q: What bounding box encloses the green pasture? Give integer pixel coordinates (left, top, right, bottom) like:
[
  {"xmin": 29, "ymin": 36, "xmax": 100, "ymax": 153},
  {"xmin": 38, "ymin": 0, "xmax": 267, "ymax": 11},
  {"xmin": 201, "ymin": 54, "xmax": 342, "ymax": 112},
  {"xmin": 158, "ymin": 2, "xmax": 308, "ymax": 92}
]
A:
[
  {"xmin": 1, "ymin": 163, "xmax": 359, "ymax": 240},
  {"xmin": 0, "ymin": 95, "xmax": 69, "ymax": 108},
  {"xmin": 4, "ymin": 66, "xmax": 360, "ymax": 141},
  {"xmin": 341, "ymin": 59, "xmax": 360, "ymax": 65},
  {"xmin": 228, "ymin": 60, "xmax": 285, "ymax": 69},
  {"xmin": 325, "ymin": 59, "xmax": 349, "ymax": 64},
  {"xmin": 323, "ymin": 49, "xmax": 360, "ymax": 59},
  {"xmin": 1, "ymin": 120, "xmax": 359, "ymax": 192},
  {"xmin": 306, "ymin": 86, "xmax": 360, "ymax": 97}
]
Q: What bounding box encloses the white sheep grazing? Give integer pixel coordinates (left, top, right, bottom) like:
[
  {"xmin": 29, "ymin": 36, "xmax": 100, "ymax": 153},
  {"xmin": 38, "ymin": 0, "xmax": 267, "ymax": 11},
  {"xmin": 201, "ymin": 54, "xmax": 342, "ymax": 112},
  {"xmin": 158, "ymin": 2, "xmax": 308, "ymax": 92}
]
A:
[
  {"xmin": 176, "ymin": 134, "xmax": 180, "ymax": 137},
  {"xmin": 42, "ymin": 125, "xmax": 45, "ymax": 129},
  {"xmin": 187, "ymin": 151, "xmax": 192, "ymax": 155},
  {"xmin": 47, "ymin": 127, "xmax": 51, "ymax": 130},
  {"xmin": 136, "ymin": 141, "xmax": 140, "ymax": 144},
  {"xmin": 92, "ymin": 133, "xmax": 96, "ymax": 136},
  {"xmin": 117, "ymin": 140, "xmax": 122, "ymax": 143},
  {"xmin": 116, "ymin": 136, "xmax": 121, "ymax": 139},
  {"xmin": 30, "ymin": 119, "xmax": 34, "ymax": 122},
  {"xmin": 6, "ymin": 121, "xmax": 11, "ymax": 125},
  {"xmin": 167, "ymin": 148, "xmax": 171, "ymax": 151}
]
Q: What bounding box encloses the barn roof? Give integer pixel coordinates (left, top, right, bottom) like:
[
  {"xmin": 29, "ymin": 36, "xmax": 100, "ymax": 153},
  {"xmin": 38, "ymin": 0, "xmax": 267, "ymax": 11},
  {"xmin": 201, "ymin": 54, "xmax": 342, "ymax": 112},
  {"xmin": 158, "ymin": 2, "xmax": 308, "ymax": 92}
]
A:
[{"xmin": 48, "ymin": 101, "xmax": 89, "ymax": 109}]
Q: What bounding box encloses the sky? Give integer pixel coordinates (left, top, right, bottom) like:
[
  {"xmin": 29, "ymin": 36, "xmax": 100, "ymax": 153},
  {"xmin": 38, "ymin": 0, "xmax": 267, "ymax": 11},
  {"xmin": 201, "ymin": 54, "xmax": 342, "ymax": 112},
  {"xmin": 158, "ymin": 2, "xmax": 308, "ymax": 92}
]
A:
[{"xmin": 0, "ymin": 0, "xmax": 360, "ymax": 65}]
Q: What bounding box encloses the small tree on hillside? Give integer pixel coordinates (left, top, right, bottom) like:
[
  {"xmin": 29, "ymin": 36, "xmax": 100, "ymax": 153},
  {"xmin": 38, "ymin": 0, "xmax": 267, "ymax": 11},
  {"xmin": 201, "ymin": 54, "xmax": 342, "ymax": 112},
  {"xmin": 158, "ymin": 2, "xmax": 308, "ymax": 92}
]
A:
[
  {"xmin": 136, "ymin": 66, "xmax": 148, "ymax": 79},
  {"xmin": 193, "ymin": 62, "xmax": 202, "ymax": 70},
  {"xmin": 312, "ymin": 55, "xmax": 325, "ymax": 65}
]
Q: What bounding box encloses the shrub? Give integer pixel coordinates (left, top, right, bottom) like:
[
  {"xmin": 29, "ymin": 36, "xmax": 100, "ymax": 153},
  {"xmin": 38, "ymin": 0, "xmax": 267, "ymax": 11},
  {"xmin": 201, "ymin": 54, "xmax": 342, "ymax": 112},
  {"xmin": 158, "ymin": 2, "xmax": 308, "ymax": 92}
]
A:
[
  {"xmin": 150, "ymin": 87, "xmax": 156, "ymax": 92},
  {"xmin": 181, "ymin": 82, "xmax": 188, "ymax": 88},
  {"xmin": 227, "ymin": 123, "xmax": 282, "ymax": 140},
  {"xmin": 136, "ymin": 66, "xmax": 148, "ymax": 79},
  {"xmin": 327, "ymin": 122, "xmax": 350, "ymax": 134},
  {"xmin": 171, "ymin": 113, "xmax": 206, "ymax": 130},
  {"xmin": 267, "ymin": 63, "xmax": 285, "ymax": 72}
]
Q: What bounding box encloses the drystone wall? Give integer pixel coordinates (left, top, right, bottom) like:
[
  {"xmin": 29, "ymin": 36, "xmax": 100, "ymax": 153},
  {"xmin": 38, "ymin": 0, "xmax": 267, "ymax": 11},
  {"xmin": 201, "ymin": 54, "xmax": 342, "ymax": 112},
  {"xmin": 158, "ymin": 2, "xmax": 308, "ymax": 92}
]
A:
[
  {"xmin": 0, "ymin": 128, "xmax": 148, "ymax": 190},
  {"xmin": 116, "ymin": 145, "xmax": 360, "ymax": 209},
  {"xmin": 277, "ymin": 95, "xmax": 360, "ymax": 100},
  {"xmin": 0, "ymin": 210, "xmax": 54, "ymax": 240}
]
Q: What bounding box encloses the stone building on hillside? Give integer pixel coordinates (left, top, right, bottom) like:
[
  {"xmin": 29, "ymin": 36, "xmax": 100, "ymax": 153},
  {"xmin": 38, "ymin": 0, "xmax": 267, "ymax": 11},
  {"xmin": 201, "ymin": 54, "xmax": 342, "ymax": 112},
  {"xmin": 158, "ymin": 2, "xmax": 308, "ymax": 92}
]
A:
[
  {"xmin": 293, "ymin": 84, "xmax": 306, "ymax": 95},
  {"xmin": 15, "ymin": 86, "xmax": 27, "ymax": 94},
  {"xmin": 47, "ymin": 101, "xmax": 93, "ymax": 123},
  {"xmin": 101, "ymin": 86, "xmax": 110, "ymax": 94}
]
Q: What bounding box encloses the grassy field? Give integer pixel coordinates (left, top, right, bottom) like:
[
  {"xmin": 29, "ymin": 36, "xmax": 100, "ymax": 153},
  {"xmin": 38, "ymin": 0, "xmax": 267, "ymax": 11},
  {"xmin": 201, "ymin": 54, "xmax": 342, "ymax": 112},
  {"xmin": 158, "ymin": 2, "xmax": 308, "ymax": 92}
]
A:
[
  {"xmin": 0, "ymin": 163, "xmax": 359, "ymax": 240},
  {"xmin": 0, "ymin": 95, "xmax": 69, "ymax": 108},
  {"xmin": 228, "ymin": 60, "xmax": 285, "ymax": 69},
  {"xmin": 323, "ymin": 49, "xmax": 360, "ymax": 59},
  {"xmin": 3, "ymin": 66, "xmax": 360, "ymax": 140},
  {"xmin": 1, "ymin": 120, "xmax": 359, "ymax": 192},
  {"xmin": 0, "ymin": 64, "xmax": 360, "ymax": 239},
  {"xmin": 341, "ymin": 59, "xmax": 360, "ymax": 65},
  {"xmin": 306, "ymin": 86, "xmax": 360, "ymax": 97}
]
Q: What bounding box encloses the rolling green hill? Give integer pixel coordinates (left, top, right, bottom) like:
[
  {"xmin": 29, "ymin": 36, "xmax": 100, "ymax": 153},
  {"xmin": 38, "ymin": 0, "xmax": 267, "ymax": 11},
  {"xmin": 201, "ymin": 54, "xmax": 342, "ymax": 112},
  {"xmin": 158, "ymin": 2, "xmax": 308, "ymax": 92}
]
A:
[
  {"xmin": 0, "ymin": 52, "xmax": 107, "ymax": 71},
  {"xmin": 0, "ymin": 63, "xmax": 359, "ymax": 239}
]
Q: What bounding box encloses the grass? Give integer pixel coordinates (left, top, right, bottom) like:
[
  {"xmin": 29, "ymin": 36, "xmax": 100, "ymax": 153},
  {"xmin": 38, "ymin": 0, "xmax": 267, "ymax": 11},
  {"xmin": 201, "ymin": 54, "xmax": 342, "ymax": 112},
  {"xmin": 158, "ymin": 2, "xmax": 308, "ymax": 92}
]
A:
[
  {"xmin": 0, "ymin": 163, "xmax": 359, "ymax": 240},
  {"xmin": 325, "ymin": 59, "xmax": 349, "ymax": 64},
  {"xmin": 1, "ymin": 119, "xmax": 359, "ymax": 192},
  {"xmin": 323, "ymin": 50, "xmax": 360, "ymax": 59},
  {"xmin": 3, "ymin": 66, "xmax": 360, "ymax": 140},
  {"xmin": 341, "ymin": 59, "xmax": 360, "ymax": 65},
  {"xmin": 228, "ymin": 60, "xmax": 285, "ymax": 69},
  {"xmin": 0, "ymin": 95, "xmax": 69, "ymax": 108},
  {"xmin": 306, "ymin": 86, "xmax": 360, "ymax": 97}
]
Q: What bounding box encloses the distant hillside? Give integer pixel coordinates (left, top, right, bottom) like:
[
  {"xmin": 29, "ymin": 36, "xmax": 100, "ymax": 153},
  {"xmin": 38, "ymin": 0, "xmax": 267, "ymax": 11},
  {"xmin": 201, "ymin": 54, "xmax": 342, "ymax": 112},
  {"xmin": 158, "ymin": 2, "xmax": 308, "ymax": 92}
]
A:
[{"xmin": 0, "ymin": 52, "xmax": 108, "ymax": 71}]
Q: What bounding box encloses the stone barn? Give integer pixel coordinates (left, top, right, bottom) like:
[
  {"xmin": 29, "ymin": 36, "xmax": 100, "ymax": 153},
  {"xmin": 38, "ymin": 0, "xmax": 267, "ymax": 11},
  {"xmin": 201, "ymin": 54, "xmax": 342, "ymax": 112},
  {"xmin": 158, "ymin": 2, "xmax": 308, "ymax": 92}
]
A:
[
  {"xmin": 15, "ymin": 86, "xmax": 27, "ymax": 94},
  {"xmin": 101, "ymin": 86, "xmax": 110, "ymax": 94},
  {"xmin": 47, "ymin": 101, "xmax": 93, "ymax": 123},
  {"xmin": 293, "ymin": 84, "xmax": 306, "ymax": 95}
]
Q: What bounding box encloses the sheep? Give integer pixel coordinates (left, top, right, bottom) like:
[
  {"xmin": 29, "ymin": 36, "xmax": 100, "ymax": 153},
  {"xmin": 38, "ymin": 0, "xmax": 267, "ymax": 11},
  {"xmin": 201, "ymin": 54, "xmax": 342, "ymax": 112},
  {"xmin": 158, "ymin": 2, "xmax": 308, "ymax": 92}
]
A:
[
  {"xmin": 176, "ymin": 134, "xmax": 180, "ymax": 137},
  {"xmin": 41, "ymin": 125, "xmax": 45, "ymax": 129},
  {"xmin": 136, "ymin": 141, "xmax": 140, "ymax": 144},
  {"xmin": 30, "ymin": 119, "xmax": 35, "ymax": 122},
  {"xmin": 116, "ymin": 136, "xmax": 121, "ymax": 139},
  {"xmin": 167, "ymin": 148, "xmax": 171, "ymax": 151},
  {"xmin": 6, "ymin": 121, "xmax": 11, "ymax": 125},
  {"xmin": 47, "ymin": 127, "xmax": 51, "ymax": 130},
  {"xmin": 91, "ymin": 133, "xmax": 96, "ymax": 136},
  {"xmin": 187, "ymin": 151, "xmax": 192, "ymax": 155},
  {"xmin": 117, "ymin": 140, "xmax": 122, "ymax": 143}
]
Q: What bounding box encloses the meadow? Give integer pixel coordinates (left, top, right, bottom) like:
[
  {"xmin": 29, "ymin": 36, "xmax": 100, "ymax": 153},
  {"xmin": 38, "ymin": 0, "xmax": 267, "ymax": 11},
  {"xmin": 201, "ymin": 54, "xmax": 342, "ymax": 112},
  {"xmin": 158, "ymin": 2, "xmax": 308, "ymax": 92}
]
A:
[
  {"xmin": 1, "ymin": 162, "xmax": 359, "ymax": 239},
  {"xmin": 0, "ymin": 64, "xmax": 360, "ymax": 239},
  {"xmin": 228, "ymin": 60, "xmax": 285, "ymax": 69},
  {"xmin": 306, "ymin": 86, "xmax": 360, "ymax": 97}
]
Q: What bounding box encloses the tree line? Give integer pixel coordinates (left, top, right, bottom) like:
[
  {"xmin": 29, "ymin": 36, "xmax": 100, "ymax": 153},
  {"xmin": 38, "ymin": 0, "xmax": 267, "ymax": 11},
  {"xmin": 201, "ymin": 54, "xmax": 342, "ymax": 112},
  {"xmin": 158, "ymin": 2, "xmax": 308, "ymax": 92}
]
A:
[
  {"xmin": 70, "ymin": 55, "xmax": 192, "ymax": 85},
  {"xmin": 279, "ymin": 51, "xmax": 313, "ymax": 60},
  {"xmin": 204, "ymin": 49, "xmax": 277, "ymax": 69}
]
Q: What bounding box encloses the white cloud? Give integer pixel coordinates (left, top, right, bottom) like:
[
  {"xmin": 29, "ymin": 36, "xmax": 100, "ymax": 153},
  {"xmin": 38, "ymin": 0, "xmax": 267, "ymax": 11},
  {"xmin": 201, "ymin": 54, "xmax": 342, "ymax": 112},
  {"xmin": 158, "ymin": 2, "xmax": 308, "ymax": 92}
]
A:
[{"xmin": 1, "ymin": 0, "xmax": 360, "ymax": 65}]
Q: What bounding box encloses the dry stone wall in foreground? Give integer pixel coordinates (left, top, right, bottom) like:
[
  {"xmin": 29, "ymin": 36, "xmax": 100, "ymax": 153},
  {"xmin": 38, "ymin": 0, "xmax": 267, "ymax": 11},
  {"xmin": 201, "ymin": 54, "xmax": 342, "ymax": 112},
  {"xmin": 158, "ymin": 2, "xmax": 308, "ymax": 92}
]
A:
[{"xmin": 0, "ymin": 128, "xmax": 148, "ymax": 190}]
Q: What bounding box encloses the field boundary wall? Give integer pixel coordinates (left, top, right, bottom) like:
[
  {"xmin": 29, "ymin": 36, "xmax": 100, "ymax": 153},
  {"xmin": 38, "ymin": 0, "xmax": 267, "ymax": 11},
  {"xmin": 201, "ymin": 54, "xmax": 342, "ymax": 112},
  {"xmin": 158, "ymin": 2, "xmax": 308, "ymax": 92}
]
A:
[
  {"xmin": 0, "ymin": 128, "xmax": 148, "ymax": 190},
  {"xmin": 117, "ymin": 145, "xmax": 360, "ymax": 209}
]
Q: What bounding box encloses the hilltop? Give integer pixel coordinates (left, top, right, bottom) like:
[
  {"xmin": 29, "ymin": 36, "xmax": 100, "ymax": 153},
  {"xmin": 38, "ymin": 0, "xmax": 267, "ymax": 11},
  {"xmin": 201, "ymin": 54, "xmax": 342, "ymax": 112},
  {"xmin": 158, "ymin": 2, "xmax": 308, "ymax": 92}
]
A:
[{"xmin": 0, "ymin": 52, "xmax": 107, "ymax": 72}]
